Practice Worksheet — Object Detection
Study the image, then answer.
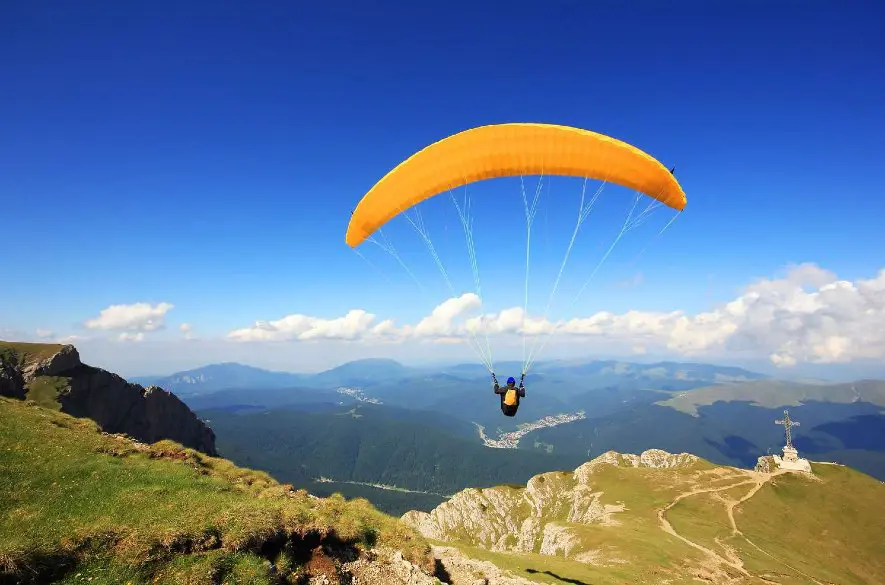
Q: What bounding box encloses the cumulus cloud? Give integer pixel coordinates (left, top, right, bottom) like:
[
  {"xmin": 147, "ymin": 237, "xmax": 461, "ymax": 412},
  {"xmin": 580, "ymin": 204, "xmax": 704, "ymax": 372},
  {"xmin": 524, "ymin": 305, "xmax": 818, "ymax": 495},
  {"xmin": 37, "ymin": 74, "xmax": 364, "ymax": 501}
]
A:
[
  {"xmin": 118, "ymin": 332, "xmax": 144, "ymax": 343},
  {"xmin": 413, "ymin": 294, "xmax": 482, "ymax": 337},
  {"xmin": 84, "ymin": 302, "xmax": 174, "ymax": 332},
  {"xmin": 226, "ymin": 264, "xmax": 885, "ymax": 366},
  {"xmin": 228, "ymin": 309, "xmax": 382, "ymax": 342},
  {"xmin": 566, "ymin": 263, "xmax": 885, "ymax": 366}
]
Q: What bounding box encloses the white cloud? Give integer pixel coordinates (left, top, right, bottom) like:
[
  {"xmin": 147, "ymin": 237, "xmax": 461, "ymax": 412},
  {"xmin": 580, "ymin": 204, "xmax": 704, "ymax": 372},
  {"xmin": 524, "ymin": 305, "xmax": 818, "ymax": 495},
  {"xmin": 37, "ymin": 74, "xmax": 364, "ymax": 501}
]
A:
[
  {"xmin": 84, "ymin": 302, "xmax": 174, "ymax": 332},
  {"xmin": 228, "ymin": 309, "xmax": 381, "ymax": 342},
  {"xmin": 35, "ymin": 328, "xmax": 54, "ymax": 339},
  {"xmin": 225, "ymin": 264, "xmax": 885, "ymax": 367},
  {"xmin": 118, "ymin": 332, "xmax": 145, "ymax": 343},
  {"xmin": 413, "ymin": 294, "xmax": 481, "ymax": 337}
]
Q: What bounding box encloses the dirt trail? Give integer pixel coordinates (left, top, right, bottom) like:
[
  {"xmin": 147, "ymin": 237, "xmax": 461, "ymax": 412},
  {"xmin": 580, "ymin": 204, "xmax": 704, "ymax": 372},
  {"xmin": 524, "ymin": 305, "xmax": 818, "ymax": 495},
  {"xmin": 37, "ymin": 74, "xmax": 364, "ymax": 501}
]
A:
[
  {"xmin": 660, "ymin": 468, "xmax": 832, "ymax": 585},
  {"xmin": 726, "ymin": 470, "xmax": 785, "ymax": 536},
  {"xmin": 657, "ymin": 477, "xmax": 755, "ymax": 577}
]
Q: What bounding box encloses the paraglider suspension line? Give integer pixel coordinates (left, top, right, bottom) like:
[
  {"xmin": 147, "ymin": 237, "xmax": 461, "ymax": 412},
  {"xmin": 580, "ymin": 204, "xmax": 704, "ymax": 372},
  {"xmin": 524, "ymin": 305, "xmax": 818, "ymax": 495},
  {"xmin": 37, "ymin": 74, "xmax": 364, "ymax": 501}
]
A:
[
  {"xmin": 524, "ymin": 191, "xmax": 665, "ymax": 373},
  {"xmin": 519, "ymin": 175, "xmax": 544, "ymax": 374}
]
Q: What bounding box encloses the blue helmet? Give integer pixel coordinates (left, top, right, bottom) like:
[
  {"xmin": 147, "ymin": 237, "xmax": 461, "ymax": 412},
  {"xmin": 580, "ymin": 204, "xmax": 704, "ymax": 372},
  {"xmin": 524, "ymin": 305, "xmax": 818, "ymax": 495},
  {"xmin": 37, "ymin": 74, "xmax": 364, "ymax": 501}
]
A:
[{"xmin": 507, "ymin": 376, "xmax": 516, "ymax": 385}]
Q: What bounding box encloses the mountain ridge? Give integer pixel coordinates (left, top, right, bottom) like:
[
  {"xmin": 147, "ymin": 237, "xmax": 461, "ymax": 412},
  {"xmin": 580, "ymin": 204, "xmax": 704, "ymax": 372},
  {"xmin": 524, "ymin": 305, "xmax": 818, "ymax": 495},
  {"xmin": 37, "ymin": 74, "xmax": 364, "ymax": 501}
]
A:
[
  {"xmin": 0, "ymin": 341, "xmax": 216, "ymax": 454},
  {"xmin": 2, "ymin": 343, "xmax": 883, "ymax": 584},
  {"xmin": 402, "ymin": 448, "xmax": 885, "ymax": 584},
  {"xmin": 128, "ymin": 358, "xmax": 774, "ymax": 394},
  {"xmin": 0, "ymin": 394, "xmax": 445, "ymax": 585}
]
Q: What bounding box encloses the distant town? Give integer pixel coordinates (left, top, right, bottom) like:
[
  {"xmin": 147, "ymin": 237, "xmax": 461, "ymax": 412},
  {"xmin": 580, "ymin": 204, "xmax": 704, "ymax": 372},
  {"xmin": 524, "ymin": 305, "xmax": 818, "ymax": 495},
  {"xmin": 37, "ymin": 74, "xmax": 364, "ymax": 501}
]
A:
[
  {"xmin": 336, "ymin": 387, "xmax": 383, "ymax": 404},
  {"xmin": 475, "ymin": 411, "xmax": 587, "ymax": 449}
]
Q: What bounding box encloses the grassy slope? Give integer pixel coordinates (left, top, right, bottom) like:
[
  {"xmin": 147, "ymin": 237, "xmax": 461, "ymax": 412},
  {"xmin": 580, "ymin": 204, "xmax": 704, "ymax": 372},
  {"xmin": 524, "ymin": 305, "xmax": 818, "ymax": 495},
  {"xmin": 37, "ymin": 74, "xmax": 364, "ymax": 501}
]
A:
[
  {"xmin": 0, "ymin": 341, "xmax": 70, "ymax": 409},
  {"xmin": 659, "ymin": 379, "xmax": 885, "ymax": 416},
  {"xmin": 428, "ymin": 462, "xmax": 726, "ymax": 585},
  {"xmin": 0, "ymin": 340, "xmax": 64, "ymax": 363},
  {"xmin": 732, "ymin": 464, "xmax": 885, "ymax": 585},
  {"xmin": 0, "ymin": 397, "xmax": 433, "ymax": 585},
  {"xmin": 432, "ymin": 460, "xmax": 885, "ymax": 585}
]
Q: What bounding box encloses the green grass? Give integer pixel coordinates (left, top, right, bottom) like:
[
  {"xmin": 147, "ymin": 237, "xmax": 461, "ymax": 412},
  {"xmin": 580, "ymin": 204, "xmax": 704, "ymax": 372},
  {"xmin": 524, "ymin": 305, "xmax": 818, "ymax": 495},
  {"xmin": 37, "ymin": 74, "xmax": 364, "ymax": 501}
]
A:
[
  {"xmin": 0, "ymin": 397, "xmax": 433, "ymax": 584},
  {"xmin": 734, "ymin": 464, "xmax": 885, "ymax": 585},
  {"xmin": 24, "ymin": 375, "xmax": 69, "ymax": 410},
  {"xmin": 0, "ymin": 340, "xmax": 65, "ymax": 365},
  {"xmin": 443, "ymin": 540, "xmax": 705, "ymax": 585},
  {"xmin": 428, "ymin": 459, "xmax": 885, "ymax": 585},
  {"xmin": 666, "ymin": 491, "xmax": 735, "ymax": 551},
  {"xmin": 428, "ymin": 464, "xmax": 719, "ymax": 584},
  {"xmin": 1, "ymin": 341, "xmax": 71, "ymax": 409},
  {"xmin": 658, "ymin": 379, "xmax": 885, "ymax": 415}
]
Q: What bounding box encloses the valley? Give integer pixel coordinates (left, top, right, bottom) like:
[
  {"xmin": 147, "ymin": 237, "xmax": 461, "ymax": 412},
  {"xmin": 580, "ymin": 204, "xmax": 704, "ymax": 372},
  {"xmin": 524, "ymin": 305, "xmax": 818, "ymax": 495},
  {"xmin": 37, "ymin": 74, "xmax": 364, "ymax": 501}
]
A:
[{"xmin": 475, "ymin": 410, "xmax": 588, "ymax": 448}]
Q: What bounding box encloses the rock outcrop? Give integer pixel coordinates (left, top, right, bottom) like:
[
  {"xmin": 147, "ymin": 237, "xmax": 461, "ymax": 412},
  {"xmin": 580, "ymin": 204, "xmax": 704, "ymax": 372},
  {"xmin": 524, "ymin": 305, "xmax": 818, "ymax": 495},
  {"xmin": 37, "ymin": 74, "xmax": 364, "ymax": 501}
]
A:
[
  {"xmin": 0, "ymin": 342, "xmax": 216, "ymax": 455},
  {"xmin": 754, "ymin": 455, "xmax": 777, "ymax": 474},
  {"xmin": 401, "ymin": 449, "xmax": 700, "ymax": 564},
  {"xmin": 0, "ymin": 354, "xmax": 27, "ymax": 399},
  {"xmin": 431, "ymin": 545, "xmax": 537, "ymax": 585}
]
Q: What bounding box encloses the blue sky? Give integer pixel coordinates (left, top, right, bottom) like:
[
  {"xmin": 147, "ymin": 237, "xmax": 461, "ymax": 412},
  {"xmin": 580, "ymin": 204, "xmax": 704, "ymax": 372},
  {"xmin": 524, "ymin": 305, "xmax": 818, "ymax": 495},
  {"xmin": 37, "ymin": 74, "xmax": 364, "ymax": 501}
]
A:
[{"xmin": 2, "ymin": 1, "xmax": 884, "ymax": 377}]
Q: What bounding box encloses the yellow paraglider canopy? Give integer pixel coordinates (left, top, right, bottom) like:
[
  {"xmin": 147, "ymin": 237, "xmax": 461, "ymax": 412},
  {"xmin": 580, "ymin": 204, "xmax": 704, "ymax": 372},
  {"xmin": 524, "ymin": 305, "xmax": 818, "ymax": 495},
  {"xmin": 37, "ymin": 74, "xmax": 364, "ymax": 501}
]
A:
[{"xmin": 346, "ymin": 123, "xmax": 685, "ymax": 247}]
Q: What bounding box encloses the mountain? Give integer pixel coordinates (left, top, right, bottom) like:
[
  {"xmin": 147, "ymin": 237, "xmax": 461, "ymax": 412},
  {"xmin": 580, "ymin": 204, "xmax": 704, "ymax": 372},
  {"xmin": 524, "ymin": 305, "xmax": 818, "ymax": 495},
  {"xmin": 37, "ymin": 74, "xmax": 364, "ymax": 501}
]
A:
[
  {"xmin": 306, "ymin": 357, "xmax": 415, "ymax": 387},
  {"xmin": 159, "ymin": 356, "xmax": 885, "ymax": 502},
  {"xmin": 204, "ymin": 402, "xmax": 585, "ymax": 515},
  {"xmin": 129, "ymin": 362, "xmax": 308, "ymax": 395},
  {"xmin": 403, "ymin": 449, "xmax": 885, "ymax": 584},
  {"xmin": 182, "ymin": 384, "xmax": 345, "ymax": 412},
  {"xmin": 538, "ymin": 358, "xmax": 768, "ymax": 382},
  {"xmin": 130, "ymin": 357, "xmax": 769, "ymax": 400},
  {"xmin": 523, "ymin": 396, "xmax": 885, "ymax": 482},
  {"xmin": 658, "ymin": 378, "xmax": 885, "ymax": 415},
  {"xmin": 4, "ymin": 346, "xmax": 884, "ymax": 584},
  {"xmin": 0, "ymin": 394, "xmax": 442, "ymax": 585},
  {"xmin": 0, "ymin": 341, "xmax": 215, "ymax": 454},
  {"xmin": 124, "ymin": 357, "xmax": 783, "ymax": 448},
  {"xmin": 177, "ymin": 362, "xmax": 885, "ymax": 509}
]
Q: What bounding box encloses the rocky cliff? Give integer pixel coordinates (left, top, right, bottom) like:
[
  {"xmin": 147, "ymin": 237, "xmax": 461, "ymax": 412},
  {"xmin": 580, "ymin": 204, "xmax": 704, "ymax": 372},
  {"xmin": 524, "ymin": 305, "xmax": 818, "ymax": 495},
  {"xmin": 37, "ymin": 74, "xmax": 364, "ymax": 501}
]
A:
[
  {"xmin": 402, "ymin": 449, "xmax": 704, "ymax": 563},
  {"xmin": 0, "ymin": 341, "xmax": 216, "ymax": 455}
]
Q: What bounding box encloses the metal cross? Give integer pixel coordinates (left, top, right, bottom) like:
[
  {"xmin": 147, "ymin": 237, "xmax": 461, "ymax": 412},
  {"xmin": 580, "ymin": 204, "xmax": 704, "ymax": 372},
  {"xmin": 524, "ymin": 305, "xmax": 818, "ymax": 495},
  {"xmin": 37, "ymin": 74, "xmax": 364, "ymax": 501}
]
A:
[{"xmin": 775, "ymin": 409, "xmax": 801, "ymax": 449}]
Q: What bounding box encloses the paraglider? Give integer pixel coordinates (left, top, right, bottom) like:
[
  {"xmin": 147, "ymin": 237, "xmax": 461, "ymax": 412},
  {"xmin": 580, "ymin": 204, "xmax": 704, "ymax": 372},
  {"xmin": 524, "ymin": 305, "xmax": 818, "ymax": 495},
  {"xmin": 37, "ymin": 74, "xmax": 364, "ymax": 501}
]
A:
[
  {"xmin": 345, "ymin": 123, "xmax": 686, "ymax": 416},
  {"xmin": 493, "ymin": 374, "xmax": 526, "ymax": 417},
  {"xmin": 345, "ymin": 123, "xmax": 686, "ymax": 248}
]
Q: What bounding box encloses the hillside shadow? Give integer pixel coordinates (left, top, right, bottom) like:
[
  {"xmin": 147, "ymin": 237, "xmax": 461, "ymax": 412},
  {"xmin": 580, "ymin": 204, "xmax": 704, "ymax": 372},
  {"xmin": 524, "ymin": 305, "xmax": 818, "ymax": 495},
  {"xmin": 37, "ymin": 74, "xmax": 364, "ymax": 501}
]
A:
[
  {"xmin": 704, "ymin": 434, "xmax": 759, "ymax": 467},
  {"xmin": 433, "ymin": 559, "xmax": 452, "ymax": 583},
  {"xmin": 810, "ymin": 415, "xmax": 885, "ymax": 450},
  {"xmin": 526, "ymin": 567, "xmax": 592, "ymax": 584}
]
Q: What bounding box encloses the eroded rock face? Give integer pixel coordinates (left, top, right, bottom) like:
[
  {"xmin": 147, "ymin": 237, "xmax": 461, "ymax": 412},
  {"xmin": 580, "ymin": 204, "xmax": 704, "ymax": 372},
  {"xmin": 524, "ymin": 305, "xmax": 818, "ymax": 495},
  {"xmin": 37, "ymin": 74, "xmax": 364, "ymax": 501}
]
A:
[
  {"xmin": 0, "ymin": 357, "xmax": 27, "ymax": 398},
  {"xmin": 574, "ymin": 449, "xmax": 700, "ymax": 476},
  {"xmin": 25, "ymin": 344, "xmax": 81, "ymax": 378},
  {"xmin": 0, "ymin": 343, "xmax": 216, "ymax": 455},
  {"xmin": 401, "ymin": 449, "xmax": 696, "ymax": 564},
  {"xmin": 430, "ymin": 545, "xmax": 537, "ymax": 585},
  {"xmin": 755, "ymin": 455, "xmax": 776, "ymax": 474},
  {"xmin": 341, "ymin": 548, "xmax": 443, "ymax": 585},
  {"xmin": 60, "ymin": 364, "xmax": 217, "ymax": 455}
]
